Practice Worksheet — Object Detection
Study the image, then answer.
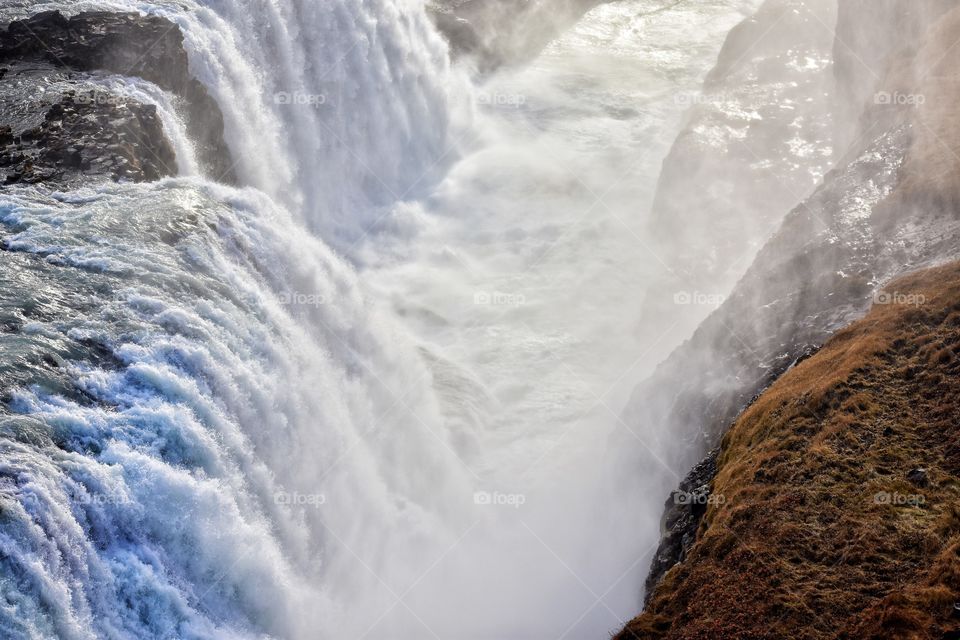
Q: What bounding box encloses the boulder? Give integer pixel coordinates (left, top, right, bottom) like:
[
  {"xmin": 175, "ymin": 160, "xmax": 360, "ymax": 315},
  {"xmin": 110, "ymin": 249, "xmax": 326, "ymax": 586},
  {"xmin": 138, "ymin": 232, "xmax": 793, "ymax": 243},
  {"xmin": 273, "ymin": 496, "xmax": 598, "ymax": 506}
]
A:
[{"xmin": 0, "ymin": 11, "xmax": 235, "ymax": 181}]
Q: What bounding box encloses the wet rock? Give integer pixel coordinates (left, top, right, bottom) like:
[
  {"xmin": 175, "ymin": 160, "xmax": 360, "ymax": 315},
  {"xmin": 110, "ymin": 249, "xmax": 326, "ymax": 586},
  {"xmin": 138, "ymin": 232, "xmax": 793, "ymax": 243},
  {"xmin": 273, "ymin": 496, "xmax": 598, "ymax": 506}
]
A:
[
  {"xmin": 0, "ymin": 11, "xmax": 234, "ymax": 181},
  {"xmin": 645, "ymin": 0, "xmax": 837, "ymax": 304},
  {"xmin": 907, "ymin": 467, "xmax": 929, "ymax": 487},
  {"xmin": 0, "ymin": 82, "xmax": 176, "ymax": 186},
  {"xmin": 643, "ymin": 448, "xmax": 719, "ymax": 604}
]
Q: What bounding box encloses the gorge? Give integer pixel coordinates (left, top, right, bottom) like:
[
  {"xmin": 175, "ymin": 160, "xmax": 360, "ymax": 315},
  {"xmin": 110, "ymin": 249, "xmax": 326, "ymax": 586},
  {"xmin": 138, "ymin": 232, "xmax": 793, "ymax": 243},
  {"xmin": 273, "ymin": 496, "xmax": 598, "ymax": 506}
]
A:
[{"xmin": 0, "ymin": 1, "xmax": 957, "ymax": 639}]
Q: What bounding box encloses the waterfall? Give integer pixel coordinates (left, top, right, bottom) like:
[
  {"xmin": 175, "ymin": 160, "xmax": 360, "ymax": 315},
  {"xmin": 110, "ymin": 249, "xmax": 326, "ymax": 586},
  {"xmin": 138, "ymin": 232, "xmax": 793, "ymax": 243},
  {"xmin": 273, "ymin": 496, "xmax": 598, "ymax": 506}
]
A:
[
  {"xmin": 0, "ymin": 175, "xmax": 475, "ymax": 638},
  {"xmin": 0, "ymin": 0, "xmax": 768, "ymax": 638},
  {"xmin": 0, "ymin": 1, "xmax": 473, "ymax": 637},
  {"xmin": 171, "ymin": 0, "xmax": 467, "ymax": 247},
  {"xmin": 6, "ymin": 0, "xmax": 467, "ymax": 245}
]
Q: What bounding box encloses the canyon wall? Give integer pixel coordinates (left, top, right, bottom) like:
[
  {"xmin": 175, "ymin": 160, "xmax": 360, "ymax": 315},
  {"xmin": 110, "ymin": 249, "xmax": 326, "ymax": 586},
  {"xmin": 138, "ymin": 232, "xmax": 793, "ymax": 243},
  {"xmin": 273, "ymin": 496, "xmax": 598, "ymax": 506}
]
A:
[
  {"xmin": 620, "ymin": 1, "xmax": 960, "ymax": 634},
  {"xmin": 646, "ymin": 0, "xmax": 836, "ymax": 302}
]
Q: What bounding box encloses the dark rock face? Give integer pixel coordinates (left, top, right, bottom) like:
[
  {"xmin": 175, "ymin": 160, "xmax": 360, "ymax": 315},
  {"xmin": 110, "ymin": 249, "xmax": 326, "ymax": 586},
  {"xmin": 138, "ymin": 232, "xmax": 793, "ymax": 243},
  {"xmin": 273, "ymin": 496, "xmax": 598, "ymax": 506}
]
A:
[
  {"xmin": 0, "ymin": 11, "xmax": 234, "ymax": 182},
  {"xmin": 0, "ymin": 80, "xmax": 176, "ymax": 186},
  {"xmin": 1, "ymin": 11, "xmax": 175, "ymax": 78},
  {"xmin": 643, "ymin": 449, "xmax": 719, "ymax": 605},
  {"xmin": 907, "ymin": 467, "xmax": 929, "ymax": 487}
]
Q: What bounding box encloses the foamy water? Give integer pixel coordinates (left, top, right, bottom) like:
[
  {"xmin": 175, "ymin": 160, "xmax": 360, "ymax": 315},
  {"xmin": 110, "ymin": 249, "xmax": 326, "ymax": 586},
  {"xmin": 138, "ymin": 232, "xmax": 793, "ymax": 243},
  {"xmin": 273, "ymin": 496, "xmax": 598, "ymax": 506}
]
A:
[{"xmin": 0, "ymin": 1, "xmax": 765, "ymax": 638}]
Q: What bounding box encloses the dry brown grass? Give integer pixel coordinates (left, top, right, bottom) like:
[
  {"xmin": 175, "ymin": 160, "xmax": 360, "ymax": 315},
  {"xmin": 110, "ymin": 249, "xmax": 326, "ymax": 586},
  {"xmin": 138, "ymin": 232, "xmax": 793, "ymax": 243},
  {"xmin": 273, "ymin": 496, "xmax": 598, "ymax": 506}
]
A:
[{"xmin": 616, "ymin": 262, "xmax": 960, "ymax": 640}]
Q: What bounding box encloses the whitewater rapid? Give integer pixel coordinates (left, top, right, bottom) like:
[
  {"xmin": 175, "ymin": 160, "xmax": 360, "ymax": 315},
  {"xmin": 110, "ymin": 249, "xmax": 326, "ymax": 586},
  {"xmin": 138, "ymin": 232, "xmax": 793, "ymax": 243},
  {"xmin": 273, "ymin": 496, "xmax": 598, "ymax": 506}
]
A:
[{"xmin": 0, "ymin": 1, "xmax": 761, "ymax": 638}]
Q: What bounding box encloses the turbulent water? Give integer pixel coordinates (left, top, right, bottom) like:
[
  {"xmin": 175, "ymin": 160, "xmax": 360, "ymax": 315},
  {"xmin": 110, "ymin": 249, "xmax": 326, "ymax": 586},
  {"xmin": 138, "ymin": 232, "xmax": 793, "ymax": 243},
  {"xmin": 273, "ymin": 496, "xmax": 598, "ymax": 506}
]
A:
[{"xmin": 0, "ymin": 0, "xmax": 762, "ymax": 638}]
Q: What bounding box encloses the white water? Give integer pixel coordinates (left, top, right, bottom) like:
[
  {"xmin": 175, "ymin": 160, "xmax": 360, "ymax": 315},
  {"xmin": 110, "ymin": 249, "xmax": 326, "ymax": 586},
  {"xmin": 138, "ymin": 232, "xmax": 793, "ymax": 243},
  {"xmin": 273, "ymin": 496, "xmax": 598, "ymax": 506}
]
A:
[{"xmin": 0, "ymin": 1, "xmax": 762, "ymax": 638}]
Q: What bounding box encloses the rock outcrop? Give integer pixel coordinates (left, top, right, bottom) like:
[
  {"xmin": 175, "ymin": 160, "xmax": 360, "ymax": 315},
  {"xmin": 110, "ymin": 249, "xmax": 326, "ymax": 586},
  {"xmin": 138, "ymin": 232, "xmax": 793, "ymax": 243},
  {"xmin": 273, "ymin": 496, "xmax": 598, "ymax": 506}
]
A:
[
  {"xmin": 642, "ymin": 449, "xmax": 720, "ymax": 607},
  {"xmin": 0, "ymin": 81, "xmax": 175, "ymax": 186},
  {"xmin": 617, "ymin": 261, "xmax": 960, "ymax": 639},
  {"xmin": 0, "ymin": 11, "xmax": 234, "ymax": 183}
]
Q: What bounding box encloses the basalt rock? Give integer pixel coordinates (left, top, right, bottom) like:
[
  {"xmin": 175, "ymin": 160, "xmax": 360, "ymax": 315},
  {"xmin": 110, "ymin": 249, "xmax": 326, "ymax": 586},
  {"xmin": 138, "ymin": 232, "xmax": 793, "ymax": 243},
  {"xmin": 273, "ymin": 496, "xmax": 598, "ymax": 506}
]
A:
[
  {"xmin": 643, "ymin": 448, "xmax": 719, "ymax": 605},
  {"xmin": 0, "ymin": 11, "xmax": 234, "ymax": 182},
  {"xmin": 0, "ymin": 81, "xmax": 176, "ymax": 186}
]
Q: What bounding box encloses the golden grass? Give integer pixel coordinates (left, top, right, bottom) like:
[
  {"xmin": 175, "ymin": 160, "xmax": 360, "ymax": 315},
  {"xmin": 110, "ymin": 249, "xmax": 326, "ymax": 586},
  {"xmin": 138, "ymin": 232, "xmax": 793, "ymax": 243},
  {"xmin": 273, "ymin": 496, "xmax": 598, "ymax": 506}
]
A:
[{"xmin": 616, "ymin": 262, "xmax": 960, "ymax": 639}]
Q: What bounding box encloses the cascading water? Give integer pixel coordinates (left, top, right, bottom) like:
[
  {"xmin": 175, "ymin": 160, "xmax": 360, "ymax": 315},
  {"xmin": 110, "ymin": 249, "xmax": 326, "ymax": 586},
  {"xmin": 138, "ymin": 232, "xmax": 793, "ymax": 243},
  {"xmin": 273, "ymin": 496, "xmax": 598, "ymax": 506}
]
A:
[
  {"xmin": 0, "ymin": 0, "xmax": 765, "ymax": 638},
  {"xmin": 1, "ymin": 1, "xmax": 472, "ymax": 637},
  {"xmin": 5, "ymin": 0, "xmax": 466, "ymax": 244},
  {"xmin": 0, "ymin": 177, "xmax": 483, "ymax": 639},
  {"xmin": 167, "ymin": 0, "xmax": 468, "ymax": 246}
]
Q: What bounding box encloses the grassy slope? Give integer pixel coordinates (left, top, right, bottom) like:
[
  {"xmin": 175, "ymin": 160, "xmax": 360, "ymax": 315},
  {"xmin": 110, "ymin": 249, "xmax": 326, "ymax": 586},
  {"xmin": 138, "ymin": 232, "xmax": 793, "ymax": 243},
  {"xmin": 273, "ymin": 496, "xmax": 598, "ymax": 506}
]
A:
[{"xmin": 618, "ymin": 261, "xmax": 960, "ymax": 639}]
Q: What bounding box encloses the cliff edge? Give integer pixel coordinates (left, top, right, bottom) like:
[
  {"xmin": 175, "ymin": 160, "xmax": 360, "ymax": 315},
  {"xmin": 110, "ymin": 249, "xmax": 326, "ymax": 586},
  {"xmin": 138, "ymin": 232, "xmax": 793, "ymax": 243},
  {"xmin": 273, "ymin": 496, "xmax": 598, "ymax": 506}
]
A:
[
  {"xmin": 616, "ymin": 261, "xmax": 960, "ymax": 639},
  {"xmin": 616, "ymin": 0, "xmax": 960, "ymax": 633}
]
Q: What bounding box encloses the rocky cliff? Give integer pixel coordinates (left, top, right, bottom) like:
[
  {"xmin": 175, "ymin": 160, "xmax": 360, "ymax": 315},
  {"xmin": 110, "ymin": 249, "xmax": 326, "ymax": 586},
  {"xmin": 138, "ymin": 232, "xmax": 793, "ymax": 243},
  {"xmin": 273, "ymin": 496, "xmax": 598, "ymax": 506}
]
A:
[
  {"xmin": 0, "ymin": 11, "xmax": 234, "ymax": 185},
  {"xmin": 0, "ymin": 81, "xmax": 175, "ymax": 186},
  {"xmin": 617, "ymin": 261, "xmax": 960, "ymax": 639},
  {"xmin": 618, "ymin": 0, "xmax": 960, "ymax": 631}
]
